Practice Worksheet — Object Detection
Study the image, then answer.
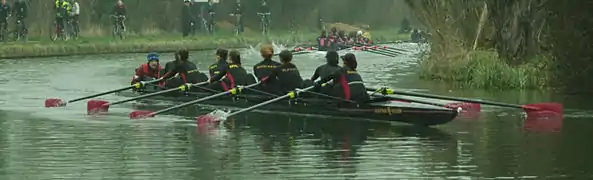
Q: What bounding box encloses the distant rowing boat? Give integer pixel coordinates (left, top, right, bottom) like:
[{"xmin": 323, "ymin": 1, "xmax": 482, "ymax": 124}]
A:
[{"xmin": 116, "ymin": 89, "xmax": 458, "ymax": 126}]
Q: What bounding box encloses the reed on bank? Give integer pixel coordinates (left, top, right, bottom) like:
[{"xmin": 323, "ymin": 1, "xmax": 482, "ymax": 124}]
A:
[{"xmin": 418, "ymin": 49, "xmax": 553, "ymax": 89}]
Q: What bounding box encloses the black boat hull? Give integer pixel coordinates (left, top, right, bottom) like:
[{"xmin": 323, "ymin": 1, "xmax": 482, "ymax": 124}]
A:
[{"xmin": 115, "ymin": 90, "xmax": 458, "ymax": 126}]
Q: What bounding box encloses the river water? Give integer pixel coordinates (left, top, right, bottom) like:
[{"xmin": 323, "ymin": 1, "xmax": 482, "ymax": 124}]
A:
[{"xmin": 1, "ymin": 43, "xmax": 592, "ymax": 179}]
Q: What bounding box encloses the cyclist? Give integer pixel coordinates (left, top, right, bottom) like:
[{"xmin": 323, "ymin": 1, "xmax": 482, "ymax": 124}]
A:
[
  {"xmin": 70, "ymin": 0, "xmax": 80, "ymax": 35},
  {"xmin": 0, "ymin": 0, "xmax": 9, "ymax": 40},
  {"xmin": 257, "ymin": 0, "xmax": 270, "ymax": 33},
  {"xmin": 229, "ymin": 0, "xmax": 243, "ymax": 35},
  {"xmin": 12, "ymin": 0, "xmax": 26, "ymax": 36},
  {"xmin": 112, "ymin": 0, "xmax": 127, "ymax": 32},
  {"xmin": 55, "ymin": 0, "xmax": 71, "ymax": 36}
]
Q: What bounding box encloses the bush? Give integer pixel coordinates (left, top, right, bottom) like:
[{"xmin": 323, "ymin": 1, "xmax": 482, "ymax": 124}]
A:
[{"xmin": 419, "ymin": 50, "xmax": 552, "ymax": 89}]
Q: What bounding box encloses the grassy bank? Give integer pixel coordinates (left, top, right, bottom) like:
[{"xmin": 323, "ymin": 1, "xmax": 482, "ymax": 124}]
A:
[
  {"xmin": 418, "ymin": 49, "xmax": 553, "ymax": 89},
  {"xmin": 0, "ymin": 29, "xmax": 408, "ymax": 59}
]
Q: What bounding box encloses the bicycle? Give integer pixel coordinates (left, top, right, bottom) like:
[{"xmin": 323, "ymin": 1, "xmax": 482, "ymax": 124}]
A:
[
  {"xmin": 111, "ymin": 15, "xmax": 126, "ymax": 40},
  {"xmin": 230, "ymin": 13, "xmax": 241, "ymax": 36},
  {"xmin": 189, "ymin": 21, "xmax": 196, "ymax": 36},
  {"xmin": 257, "ymin": 12, "xmax": 270, "ymax": 35},
  {"xmin": 69, "ymin": 15, "xmax": 80, "ymax": 39},
  {"xmin": 64, "ymin": 18, "xmax": 78, "ymax": 40},
  {"xmin": 50, "ymin": 18, "xmax": 74, "ymax": 41},
  {"xmin": 13, "ymin": 18, "xmax": 27, "ymax": 41}
]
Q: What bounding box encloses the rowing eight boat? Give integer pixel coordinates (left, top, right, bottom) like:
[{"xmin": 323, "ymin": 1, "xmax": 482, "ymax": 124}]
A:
[{"xmin": 115, "ymin": 89, "xmax": 458, "ymax": 126}]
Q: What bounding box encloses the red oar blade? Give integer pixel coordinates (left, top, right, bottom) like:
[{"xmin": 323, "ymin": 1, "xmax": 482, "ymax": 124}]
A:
[
  {"xmin": 130, "ymin": 110, "xmax": 156, "ymax": 119},
  {"xmin": 521, "ymin": 103, "xmax": 563, "ymax": 132},
  {"xmin": 196, "ymin": 110, "xmax": 230, "ymax": 126},
  {"xmin": 445, "ymin": 102, "xmax": 482, "ymax": 112},
  {"xmin": 522, "ymin": 103, "xmax": 563, "ymax": 118},
  {"xmin": 45, "ymin": 98, "xmax": 65, "ymax": 107},
  {"xmin": 87, "ymin": 100, "xmax": 110, "ymax": 115}
]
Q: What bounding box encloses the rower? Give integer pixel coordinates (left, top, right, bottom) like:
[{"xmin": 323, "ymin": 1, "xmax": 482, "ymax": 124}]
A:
[
  {"xmin": 264, "ymin": 50, "xmax": 303, "ymax": 94},
  {"xmin": 161, "ymin": 49, "xmax": 208, "ymax": 89},
  {"xmin": 317, "ymin": 30, "xmax": 328, "ymax": 51},
  {"xmin": 208, "ymin": 50, "xmax": 250, "ymax": 91},
  {"xmin": 131, "ymin": 52, "xmax": 163, "ymax": 87},
  {"xmin": 209, "ymin": 49, "xmax": 229, "ymax": 78},
  {"xmin": 317, "ymin": 53, "xmax": 370, "ymax": 103},
  {"xmin": 253, "ymin": 44, "xmax": 281, "ymax": 94},
  {"xmin": 310, "ymin": 50, "xmax": 341, "ymax": 94}
]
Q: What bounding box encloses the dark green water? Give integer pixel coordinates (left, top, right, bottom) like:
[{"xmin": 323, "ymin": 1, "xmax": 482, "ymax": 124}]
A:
[{"xmin": 1, "ymin": 43, "xmax": 592, "ymax": 179}]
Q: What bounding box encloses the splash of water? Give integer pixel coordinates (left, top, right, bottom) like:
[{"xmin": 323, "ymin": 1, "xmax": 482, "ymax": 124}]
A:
[{"xmin": 246, "ymin": 42, "xmax": 298, "ymax": 55}]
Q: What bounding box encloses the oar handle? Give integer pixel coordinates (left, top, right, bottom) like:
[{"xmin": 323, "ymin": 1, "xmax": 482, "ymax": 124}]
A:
[
  {"xmin": 67, "ymin": 79, "xmax": 164, "ymax": 103},
  {"xmin": 369, "ymin": 87, "xmax": 523, "ymax": 109}
]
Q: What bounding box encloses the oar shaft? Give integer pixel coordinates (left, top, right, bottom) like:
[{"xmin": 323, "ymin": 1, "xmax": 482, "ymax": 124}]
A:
[
  {"xmin": 109, "ymin": 82, "xmax": 208, "ymax": 106},
  {"xmin": 370, "ymin": 87, "xmax": 523, "ymax": 109},
  {"xmin": 67, "ymin": 79, "xmax": 162, "ymax": 103},
  {"xmin": 68, "ymin": 86, "xmax": 134, "ymax": 103},
  {"xmin": 364, "ymin": 49, "xmax": 397, "ymax": 57},
  {"xmin": 370, "ymin": 94, "xmax": 449, "ymax": 109},
  {"xmin": 152, "ymin": 82, "xmax": 261, "ymax": 116},
  {"xmin": 227, "ymin": 86, "xmax": 315, "ymax": 117}
]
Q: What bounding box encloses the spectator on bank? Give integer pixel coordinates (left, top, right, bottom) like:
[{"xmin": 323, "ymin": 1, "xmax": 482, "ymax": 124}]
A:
[
  {"xmin": 0, "ymin": 0, "xmax": 10, "ymax": 40},
  {"xmin": 181, "ymin": 0, "xmax": 197, "ymax": 37},
  {"xmin": 70, "ymin": 0, "xmax": 80, "ymax": 35},
  {"xmin": 12, "ymin": 0, "xmax": 27, "ymax": 34},
  {"xmin": 112, "ymin": 0, "xmax": 127, "ymax": 32}
]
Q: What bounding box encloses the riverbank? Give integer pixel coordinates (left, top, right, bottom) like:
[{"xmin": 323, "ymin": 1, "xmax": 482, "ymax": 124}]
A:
[
  {"xmin": 0, "ymin": 30, "xmax": 409, "ymax": 59},
  {"xmin": 418, "ymin": 49, "xmax": 553, "ymax": 89}
]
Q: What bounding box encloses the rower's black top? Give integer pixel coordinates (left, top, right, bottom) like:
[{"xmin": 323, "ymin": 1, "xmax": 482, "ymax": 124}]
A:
[
  {"xmin": 253, "ymin": 58, "xmax": 281, "ymax": 81},
  {"xmin": 318, "ymin": 67, "xmax": 369, "ymax": 103},
  {"xmin": 209, "ymin": 59, "xmax": 229, "ymax": 77},
  {"xmin": 162, "ymin": 61, "xmax": 207, "ymax": 85},
  {"xmin": 311, "ymin": 51, "xmax": 340, "ymax": 81},
  {"xmin": 266, "ymin": 63, "xmax": 303, "ymax": 94},
  {"xmin": 253, "ymin": 58, "xmax": 282, "ymax": 94},
  {"xmin": 210, "ymin": 63, "xmax": 250, "ymax": 88}
]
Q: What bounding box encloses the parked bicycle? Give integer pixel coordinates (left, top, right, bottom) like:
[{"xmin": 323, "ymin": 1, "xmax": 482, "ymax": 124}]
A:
[
  {"xmin": 111, "ymin": 15, "xmax": 126, "ymax": 40},
  {"xmin": 257, "ymin": 12, "xmax": 270, "ymax": 35},
  {"xmin": 202, "ymin": 12, "xmax": 215, "ymax": 35},
  {"xmin": 50, "ymin": 18, "xmax": 76, "ymax": 41},
  {"xmin": 12, "ymin": 19, "xmax": 27, "ymax": 41}
]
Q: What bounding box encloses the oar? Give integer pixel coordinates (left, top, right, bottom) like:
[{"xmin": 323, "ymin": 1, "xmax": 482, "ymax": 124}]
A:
[
  {"xmin": 361, "ymin": 45, "xmax": 404, "ymax": 55},
  {"xmin": 370, "ymin": 87, "xmax": 563, "ymax": 118},
  {"xmin": 367, "ymin": 92, "xmax": 477, "ymax": 112},
  {"xmin": 196, "ymin": 85, "xmax": 316, "ymax": 123},
  {"xmin": 354, "ymin": 44, "xmax": 405, "ymax": 54},
  {"xmin": 274, "ymin": 47, "xmax": 314, "ymax": 56},
  {"xmin": 129, "ymin": 81, "xmax": 263, "ymax": 119},
  {"xmin": 357, "ymin": 44, "xmax": 404, "ymax": 55},
  {"xmin": 45, "ymin": 78, "xmax": 163, "ymax": 108},
  {"xmin": 353, "ymin": 47, "xmax": 399, "ymax": 57},
  {"xmin": 87, "ymin": 81, "xmax": 209, "ymax": 115}
]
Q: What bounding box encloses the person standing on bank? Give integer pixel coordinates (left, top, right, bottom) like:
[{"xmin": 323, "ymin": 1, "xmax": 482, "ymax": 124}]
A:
[
  {"xmin": 229, "ymin": 0, "xmax": 243, "ymax": 35},
  {"xmin": 181, "ymin": 0, "xmax": 197, "ymax": 37}
]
